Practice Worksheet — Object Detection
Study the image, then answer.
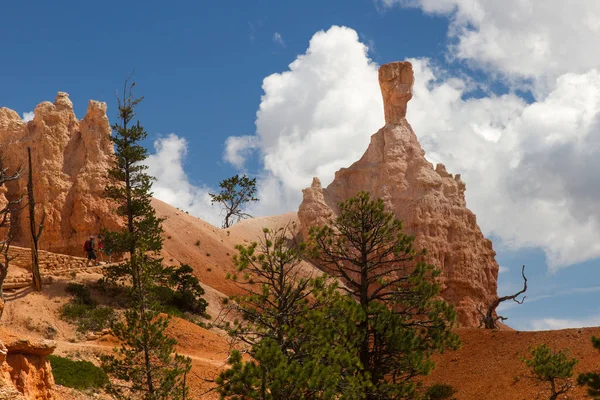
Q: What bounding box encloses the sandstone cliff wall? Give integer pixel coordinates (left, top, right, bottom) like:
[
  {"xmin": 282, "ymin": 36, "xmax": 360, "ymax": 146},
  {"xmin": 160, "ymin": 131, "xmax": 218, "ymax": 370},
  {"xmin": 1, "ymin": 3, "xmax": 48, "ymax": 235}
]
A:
[{"xmin": 298, "ymin": 62, "xmax": 499, "ymax": 326}]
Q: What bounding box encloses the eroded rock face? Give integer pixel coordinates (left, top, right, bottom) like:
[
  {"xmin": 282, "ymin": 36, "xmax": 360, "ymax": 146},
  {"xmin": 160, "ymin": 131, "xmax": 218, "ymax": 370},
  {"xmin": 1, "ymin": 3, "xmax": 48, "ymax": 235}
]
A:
[
  {"xmin": 0, "ymin": 332, "xmax": 56, "ymax": 399},
  {"xmin": 298, "ymin": 61, "xmax": 498, "ymax": 327},
  {"xmin": 0, "ymin": 93, "xmax": 121, "ymax": 256}
]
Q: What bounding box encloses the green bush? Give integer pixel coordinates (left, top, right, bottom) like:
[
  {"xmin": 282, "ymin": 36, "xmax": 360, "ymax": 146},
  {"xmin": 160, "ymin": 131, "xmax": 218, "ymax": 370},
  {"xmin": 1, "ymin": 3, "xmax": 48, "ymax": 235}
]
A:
[
  {"xmin": 49, "ymin": 355, "xmax": 108, "ymax": 390},
  {"xmin": 150, "ymin": 265, "xmax": 208, "ymax": 317},
  {"xmin": 170, "ymin": 264, "xmax": 208, "ymax": 315},
  {"xmin": 65, "ymin": 283, "xmax": 96, "ymax": 306},
  {"xmin": 60, "ymin": 303, "xmax": 115, "ymax": 333},
  {"xmin": 425, "ymin": 384, "xmax": 456, "ymax": 399}
]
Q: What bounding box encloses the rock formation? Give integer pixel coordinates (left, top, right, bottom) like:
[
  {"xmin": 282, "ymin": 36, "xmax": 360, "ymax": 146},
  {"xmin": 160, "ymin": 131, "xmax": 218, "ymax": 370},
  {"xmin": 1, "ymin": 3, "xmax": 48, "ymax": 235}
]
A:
[
  {"xmin": 0, "ymin": 93, "xmax": 121, "ymax": 256},
  {"xmin": 298, "ymin": 61, "xmax": 498, "ymax": 327},
  {"xmin": 0, "ymin": 330, "xmax": 55, "ymax": 399}
]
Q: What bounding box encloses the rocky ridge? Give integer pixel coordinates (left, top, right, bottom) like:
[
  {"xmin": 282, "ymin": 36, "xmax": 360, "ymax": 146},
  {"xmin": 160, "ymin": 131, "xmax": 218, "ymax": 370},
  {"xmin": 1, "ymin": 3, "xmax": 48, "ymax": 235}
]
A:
[{"xmin": 298, "ymin": 61, "xmax": 499, "ymax": 326}]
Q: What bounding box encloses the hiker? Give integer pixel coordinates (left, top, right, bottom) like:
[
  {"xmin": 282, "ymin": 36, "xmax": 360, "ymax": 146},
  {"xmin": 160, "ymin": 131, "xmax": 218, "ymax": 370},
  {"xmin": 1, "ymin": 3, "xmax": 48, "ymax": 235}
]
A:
[
  {"xmin": 97, "ymin": 235, "xmax": 104, "ymax": 263},
  {"xmin": 84, "ymin": 235, "xmax": 98, "ymax": 267}
]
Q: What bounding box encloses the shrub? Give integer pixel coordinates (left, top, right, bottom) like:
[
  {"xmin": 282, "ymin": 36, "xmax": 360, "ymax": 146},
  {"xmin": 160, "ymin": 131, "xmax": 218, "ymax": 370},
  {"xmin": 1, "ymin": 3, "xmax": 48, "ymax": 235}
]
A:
[
  {"xmin": 169, "ymin": 265, "xmax": 208, "ymax": 315},
  {"xmin": 49, "ymin": 355, "xmax": 108, "ymax": 389},
  {"xmin": 65, "ymin": 283, "xmax": 96, "ymax": 306},
  {"xmin": 61, "ymin": 284, "xmax": 115, "ymax": 333},
  {"xmin": 425, "ymin": 384, "xmax": 456, "ymax": 400},
  {"xmin": 60, "ymin": 303, "xmax": 115, "ymax": 333}
]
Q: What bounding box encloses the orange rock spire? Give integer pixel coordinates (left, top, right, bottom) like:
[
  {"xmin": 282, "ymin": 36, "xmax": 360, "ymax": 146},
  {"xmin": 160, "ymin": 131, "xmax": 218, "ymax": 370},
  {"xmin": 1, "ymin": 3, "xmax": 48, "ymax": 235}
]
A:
[{"xmin": 298, "ymin": 61, "xmax": 499, "ymax": 326}]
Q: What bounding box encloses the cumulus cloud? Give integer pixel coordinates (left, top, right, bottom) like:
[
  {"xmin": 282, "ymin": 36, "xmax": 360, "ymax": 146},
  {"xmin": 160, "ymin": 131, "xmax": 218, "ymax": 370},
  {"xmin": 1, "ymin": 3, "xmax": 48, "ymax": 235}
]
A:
[
  {"xmin": 272, "ymin": 32, "xmax": 285, "ymax": 47},
  {"xmin": 22, "ymin": 111, "xmax": 34, "ymax": 122},
  {"xmin": 409, "ymin": 61, "xmax": 600, "ymax": 269},
  {"xmin": 379, "ymin": 0, "xmax": 600, "ymax": 90},
  {"xmin": 146, "ymin": 134, "xmax": 221, "ymax": 226},
  {"xmin": 219, "ymin": 25, "xmax": 600, "ymax": 270},
  {"xmin": 227, "ymin": 25, "xmax": 384, "ymax": 216},
  {"xmin": 224, "ymin": 135, "xmax": 260, "ymax": 169}
]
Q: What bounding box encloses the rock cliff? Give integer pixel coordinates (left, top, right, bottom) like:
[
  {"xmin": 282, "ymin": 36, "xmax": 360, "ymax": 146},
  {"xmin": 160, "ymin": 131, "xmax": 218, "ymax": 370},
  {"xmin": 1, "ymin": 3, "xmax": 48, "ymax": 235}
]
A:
[
  {"xmin": 298, "ymin": 61, "xmax": 499, "ymax": 326},
  {"xmin": 0, "ymin": 93, "xmax": 120, "ymax": 256}
]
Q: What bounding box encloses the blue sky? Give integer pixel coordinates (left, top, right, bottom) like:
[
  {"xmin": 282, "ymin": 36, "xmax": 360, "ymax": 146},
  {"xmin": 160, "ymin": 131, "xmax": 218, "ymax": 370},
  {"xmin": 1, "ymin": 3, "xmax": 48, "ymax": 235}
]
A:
[
  {"xmin": 0, "ymin": 0, "xmax": 447, "ymax": 178},
  {"xmin": 3, "ymin": 0, "xmax": 600, "ymax": 330}
]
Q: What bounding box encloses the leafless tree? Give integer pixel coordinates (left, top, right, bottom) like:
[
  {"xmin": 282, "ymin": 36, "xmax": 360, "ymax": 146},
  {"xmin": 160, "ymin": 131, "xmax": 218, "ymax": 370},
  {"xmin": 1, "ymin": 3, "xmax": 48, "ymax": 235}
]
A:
[
  {"xmin": 0, "ymin": 157, "xmax": 22, "ymax": 315},
  {"xmin": 478, "ymin": 265, "xmax": 527, "ymax": 329},
  {"xmin": 27, "ymin": 147, "xmax": 45, "ymax": 292}
]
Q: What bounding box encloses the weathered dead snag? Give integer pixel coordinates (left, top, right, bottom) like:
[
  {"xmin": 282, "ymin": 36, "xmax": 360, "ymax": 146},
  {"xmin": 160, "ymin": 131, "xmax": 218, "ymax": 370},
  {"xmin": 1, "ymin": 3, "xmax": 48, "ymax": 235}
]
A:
[
  {"xmin": 27, "ymin": 147, "xmax": 45, "ymax": 292},
  {"xmin": 478, "ymin": 265, "xmax": 527, "ymax": 329}
]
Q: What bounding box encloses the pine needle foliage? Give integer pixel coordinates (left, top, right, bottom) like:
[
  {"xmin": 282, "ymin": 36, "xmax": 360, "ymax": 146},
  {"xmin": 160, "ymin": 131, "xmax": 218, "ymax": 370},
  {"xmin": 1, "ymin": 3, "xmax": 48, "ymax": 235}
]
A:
[
  {"xmin": 523, "ymin": 344, "xmax": 578, "ymax": 400},
  {"xmin": 209, "ymin": 174, "xmax": 258, "ymax": 228},
  {"xmin": 309, "ymin": 191, "xmax": 460, "ymax": 400},
  {"xmin": 217, "ymin": 224, "xmax": 366, "ymax": 399},
  {"xmin": 101, "ymin": 79, "xmax": 191, "ymax": 400}
]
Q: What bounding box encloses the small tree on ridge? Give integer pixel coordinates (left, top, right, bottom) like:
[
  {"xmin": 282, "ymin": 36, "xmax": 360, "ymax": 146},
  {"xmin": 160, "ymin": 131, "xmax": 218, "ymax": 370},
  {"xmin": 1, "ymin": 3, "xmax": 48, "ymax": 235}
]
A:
[
  {"xmin": 523, "ymin": 344, "xmax": 578, "ymax": 400},
  {"xmin": 210, "ymin": 174, "xmax": 258, "ymax": 228}
]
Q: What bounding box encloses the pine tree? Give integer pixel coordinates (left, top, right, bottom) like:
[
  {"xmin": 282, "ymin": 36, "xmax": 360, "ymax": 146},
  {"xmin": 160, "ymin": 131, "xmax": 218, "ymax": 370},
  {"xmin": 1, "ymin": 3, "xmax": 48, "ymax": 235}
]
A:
[
  {"xmin": 523, "ymin": 344, "xmax": 577, "ymax": 400},
  {"xmin": 209, "ymin": 174, "xmax": 259, "ymax": 228},
  {"xmin": 101, "ymin": 79, "xmax": 191, "ymax": 399},
  {"xmin": 578, "ymin": 336, "xmax": 600, "ymax": 399},
  {"xmin": 309, "ymin": 191, "xmax": 459, "ymax": 400},
  {"xmin": 216, "ymin": 224, "xmax": 365, "ymax": 399}
]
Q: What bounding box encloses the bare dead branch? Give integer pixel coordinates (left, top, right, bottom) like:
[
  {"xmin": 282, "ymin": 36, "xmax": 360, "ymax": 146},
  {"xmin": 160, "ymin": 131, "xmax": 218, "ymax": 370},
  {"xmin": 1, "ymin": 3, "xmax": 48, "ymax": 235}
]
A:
[{"xmin": 480, "ymin": 265, "xmax": 527, "ymax": 329}]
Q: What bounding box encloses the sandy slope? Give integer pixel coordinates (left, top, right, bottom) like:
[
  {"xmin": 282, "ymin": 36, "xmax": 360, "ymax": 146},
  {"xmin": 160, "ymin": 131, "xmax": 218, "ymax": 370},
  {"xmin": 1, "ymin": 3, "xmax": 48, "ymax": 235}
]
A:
[
  {"xmin": 155, "ymin": 199, "xmax": 324, "ymax": 316},
  {"xmin": 423, "ymin": 327, "xmax": 600, "ymax": 400}
]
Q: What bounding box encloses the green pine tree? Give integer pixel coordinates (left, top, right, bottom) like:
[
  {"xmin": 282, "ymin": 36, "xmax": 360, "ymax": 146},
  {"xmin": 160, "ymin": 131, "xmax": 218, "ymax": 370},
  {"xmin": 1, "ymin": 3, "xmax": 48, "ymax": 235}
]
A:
[
  {"xmin": 209, "ymin": 174, "xmax": 259, "ymax": 228},
  {"xmin": 101, "ymin": 79, "xmax": 191, "ymax": 400},
  {"xmin": 523, "ymin": 344, "xmax": 578, "ymax": 400},
  {"xmin": 578, "ymin": 336, "xmax": 600, "ymax": 399},
  {"xmin": 216, "ymin": 224, "xmax": 365, "ymax": 399},
  {"xmin": 309, "ymin": 191, "xmax": 460, "ymax": 400}
]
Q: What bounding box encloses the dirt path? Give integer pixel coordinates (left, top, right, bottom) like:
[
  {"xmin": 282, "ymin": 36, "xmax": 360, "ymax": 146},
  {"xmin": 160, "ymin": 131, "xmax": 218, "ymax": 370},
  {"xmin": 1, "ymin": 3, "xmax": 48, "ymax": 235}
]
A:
[{"xmin": 54, "ymin": 339, "xmax": 228, "ymax": 368}]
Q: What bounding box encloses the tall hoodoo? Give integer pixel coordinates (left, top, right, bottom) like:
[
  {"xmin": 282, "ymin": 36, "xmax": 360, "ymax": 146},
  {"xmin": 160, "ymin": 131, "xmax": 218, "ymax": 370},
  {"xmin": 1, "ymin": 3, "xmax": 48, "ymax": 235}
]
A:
[
  {"xmin": 379, "ymin": 61, "xmax": 414, "ymax": 124},
  {"xmin": 0, "ymin": 93, "xmax": 121, "ymax": 256},
  {"xmin": 298, "ymin": 61, "xmax": 499, "ymax": 326}
]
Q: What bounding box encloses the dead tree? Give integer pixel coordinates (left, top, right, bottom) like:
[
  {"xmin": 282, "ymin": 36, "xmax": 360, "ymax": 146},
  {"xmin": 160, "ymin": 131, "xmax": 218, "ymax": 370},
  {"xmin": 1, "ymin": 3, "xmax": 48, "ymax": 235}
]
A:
[
  {"xmin": 27, "ymin": 147, "xmax": 45, "ymax": 292},
  {"xmin": 0, "ymin": 158, "xmax": 22, "ymax": 315},
  {"xmin": 478, "ymin": 265, "xmax": 527, "ymax": 329}
]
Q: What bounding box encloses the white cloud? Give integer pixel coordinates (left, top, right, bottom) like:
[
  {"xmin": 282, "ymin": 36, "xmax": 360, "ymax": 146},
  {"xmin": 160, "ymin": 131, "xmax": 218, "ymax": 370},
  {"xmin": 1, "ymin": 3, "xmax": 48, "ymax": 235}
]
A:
[
  {"xmin": 146, "ymin": 134, "xmax": 221, "ymax": 226},
  {"xmin": 498, "ymin": 266, "xmax": 509, "ymax": 274},
  {"xmin": 22, "ymin": 111, "xmax": 34, "ymax": 122},
  {"xmin": 530, "ymin": 316, "xmax": 600, "ymax": 331},
  {"xmin": 219, "ymin": 25, "xmax": 600, "ymax": 270},
  {"xmin": 379, "ymin": 0, "xmax": 600, "ymax": 91},
  {"xmin": 272, "ymin": 32, "xmax": 285, "ymax": 47},
  {"xmin": 408, "ymin": 61, "xmax": 600, "ymax": 269},
  {"xmin": 224, "ymin": 135, "xmax": 260, "ymax": 169},
  {"xmin": 226, "ymin": 25, "xmax": 384, "ymax": 216}
]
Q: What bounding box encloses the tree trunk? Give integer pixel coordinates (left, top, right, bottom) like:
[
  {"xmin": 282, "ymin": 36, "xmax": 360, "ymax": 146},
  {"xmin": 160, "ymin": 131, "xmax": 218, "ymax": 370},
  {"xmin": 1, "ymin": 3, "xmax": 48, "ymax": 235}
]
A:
[{"xmin": 27, "ymin": 148, "xmax": 43, "ymax": 292}]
